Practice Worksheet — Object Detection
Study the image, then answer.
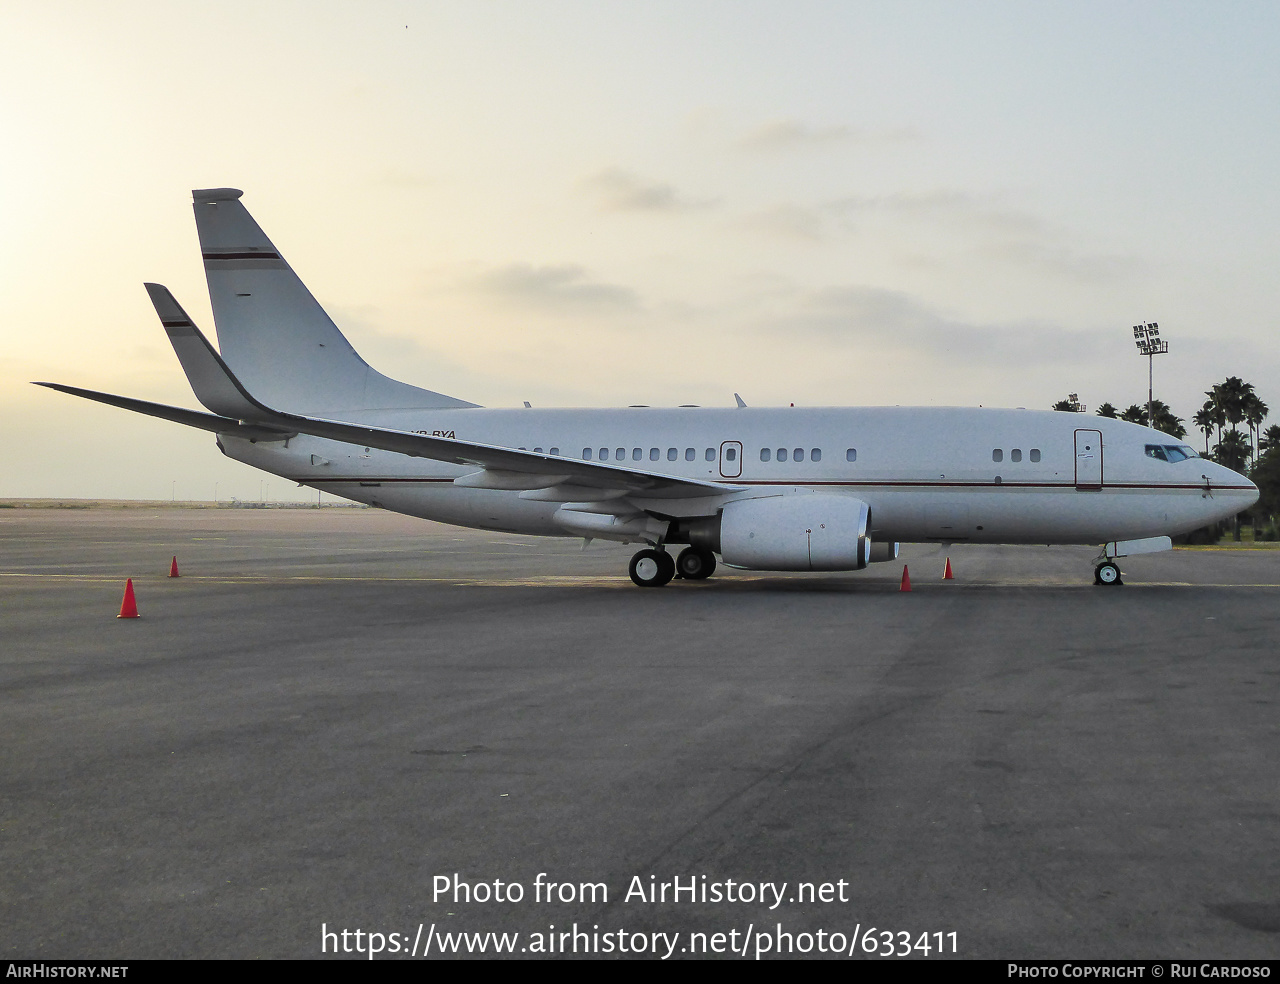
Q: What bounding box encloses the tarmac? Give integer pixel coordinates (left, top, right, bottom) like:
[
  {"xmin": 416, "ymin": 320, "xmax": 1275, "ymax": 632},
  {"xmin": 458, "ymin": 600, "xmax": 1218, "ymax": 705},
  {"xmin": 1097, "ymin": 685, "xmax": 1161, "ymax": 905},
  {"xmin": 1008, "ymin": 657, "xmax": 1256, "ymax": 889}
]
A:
[{"xmin": 2, "ymin": 505, "xmax": 1278, "ymax": 959}]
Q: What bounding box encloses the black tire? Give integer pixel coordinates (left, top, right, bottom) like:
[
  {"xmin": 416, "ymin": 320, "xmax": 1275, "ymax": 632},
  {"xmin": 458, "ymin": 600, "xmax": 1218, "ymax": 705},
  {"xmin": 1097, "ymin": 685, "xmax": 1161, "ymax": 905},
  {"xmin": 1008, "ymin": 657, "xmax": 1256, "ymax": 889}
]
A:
[
  {"xmin": 629, "ymin": 549, "xmax": 675, "ymax": 587},
  {"xmin": 1095, "ymin": 561, "xmax": 1123, "ymax": 586},
  {"xmin": 676, "ymin": 547, "xmax": 717, "ymax": 580}
]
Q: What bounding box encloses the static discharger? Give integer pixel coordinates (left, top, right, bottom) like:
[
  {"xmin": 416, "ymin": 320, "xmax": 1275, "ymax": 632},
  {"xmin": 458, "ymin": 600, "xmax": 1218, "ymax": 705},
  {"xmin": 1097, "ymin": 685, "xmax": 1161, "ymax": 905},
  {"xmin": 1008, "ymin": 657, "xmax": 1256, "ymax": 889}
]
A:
[
  {"xmin": 117, "ymin": 579, "xmax": 139, "ymax": 618},
  {"xmin": 900, "ymin": 565, "xmax": 912, "ymax": 592},
  {"xmin": 169, "ymin": 556, "xmax": 180, "ymax": 578},
  {"xmin": 943, "ymin": 557, "xmax": 954, "ymax": 580}
]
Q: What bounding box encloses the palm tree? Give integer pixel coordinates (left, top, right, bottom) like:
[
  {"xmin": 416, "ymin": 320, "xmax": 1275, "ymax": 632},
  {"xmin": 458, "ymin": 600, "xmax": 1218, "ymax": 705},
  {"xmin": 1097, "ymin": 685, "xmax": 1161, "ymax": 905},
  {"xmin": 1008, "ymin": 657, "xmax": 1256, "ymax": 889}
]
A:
[
  {"xmin": 1096, "ymin": 402, "xmax": 1119, "ymax": 418},
  {"xmin": 1260, "ymin": 424, "xmax": 1280, "ymax": 456},
  {"xmin": 1193, "ymin": 406, "xmax": 1216, "ymax": 455},
  {"xmin": 1145, "ymin": 400, "xmax": 1186, "ymax": 438},
  {"xmin": 1206, "ymin": 386, "xmax": 1225, "ymax": 448},
  {"xmin": 1242, "ymin": 392, "xmax": 1269, "ymax": 466},
  {"xmin": 1214, "ymin": 430, "xmax": 1252, "ymax": 473},
  {"xmin": 1120, "ymin": 405, "xmax": 1146, "ymax": 424},
  {"xmin": 1208, "ymin": 377, "xmax": 1253, "ymax": 437}
]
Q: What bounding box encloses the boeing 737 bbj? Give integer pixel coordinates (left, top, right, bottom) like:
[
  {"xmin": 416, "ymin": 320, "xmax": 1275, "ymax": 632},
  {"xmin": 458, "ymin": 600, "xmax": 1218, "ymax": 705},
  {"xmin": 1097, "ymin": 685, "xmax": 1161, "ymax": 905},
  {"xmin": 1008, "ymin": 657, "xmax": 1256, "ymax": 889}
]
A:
[{"xmin": 37, "ymin": 188, "xmax": 1257, "ymax": 586}]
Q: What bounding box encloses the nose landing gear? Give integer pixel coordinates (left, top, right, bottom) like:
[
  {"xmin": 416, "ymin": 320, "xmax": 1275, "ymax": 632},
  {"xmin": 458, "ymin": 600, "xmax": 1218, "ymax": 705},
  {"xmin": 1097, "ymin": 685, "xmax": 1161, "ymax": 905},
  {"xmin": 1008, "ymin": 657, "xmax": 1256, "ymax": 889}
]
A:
[{"xmin": 1094, "ymin": 561, "xmax": 1123, "ymax": 586}]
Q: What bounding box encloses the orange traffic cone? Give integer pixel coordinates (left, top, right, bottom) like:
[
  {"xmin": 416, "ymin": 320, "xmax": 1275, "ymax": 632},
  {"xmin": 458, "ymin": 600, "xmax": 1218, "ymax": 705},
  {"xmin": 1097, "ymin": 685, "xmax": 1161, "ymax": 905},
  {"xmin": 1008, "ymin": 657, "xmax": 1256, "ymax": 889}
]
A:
[
  {"xmin": 117, "ymin": 578, "xmax": 140, "ymax": 618},
  {"xmin": 943, "ymin": 557, "xmax": 953, "ymax": 580},
  {"xmin": 900, "ymin": 565, "xmax": 912, "ymax": 592},
  {"xmin": 169, "ymin": 556, "xmax": 180, "ymax": 578}
]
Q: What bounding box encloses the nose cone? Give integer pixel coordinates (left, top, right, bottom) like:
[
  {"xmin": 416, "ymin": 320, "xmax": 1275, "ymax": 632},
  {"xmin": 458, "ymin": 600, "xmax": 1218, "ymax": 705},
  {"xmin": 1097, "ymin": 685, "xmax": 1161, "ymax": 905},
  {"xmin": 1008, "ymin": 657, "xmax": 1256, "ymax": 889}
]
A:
[{"xmin": 1205, "ymin": 459, "xmax": 1259, "ymax": 513}]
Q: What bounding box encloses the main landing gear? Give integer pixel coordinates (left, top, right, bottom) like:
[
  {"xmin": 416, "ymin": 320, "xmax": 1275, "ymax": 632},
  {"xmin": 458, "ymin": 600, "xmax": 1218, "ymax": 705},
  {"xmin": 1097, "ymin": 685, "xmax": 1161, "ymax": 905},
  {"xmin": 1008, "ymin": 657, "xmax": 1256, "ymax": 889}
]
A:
[
  {"xmin": 1094, "ymin": 561, "xmax": 1123, "ymax": 586},
  {"xmin": 628, "ymin": 546, "xmax": 717, "ymax": 587},
  {"xmin": 675, "ymin": 546, "xmax": 717, "ymax": 581},
  {"xmin": 629, "ymin": 548, "xmax": 675, "ymax": 587}
]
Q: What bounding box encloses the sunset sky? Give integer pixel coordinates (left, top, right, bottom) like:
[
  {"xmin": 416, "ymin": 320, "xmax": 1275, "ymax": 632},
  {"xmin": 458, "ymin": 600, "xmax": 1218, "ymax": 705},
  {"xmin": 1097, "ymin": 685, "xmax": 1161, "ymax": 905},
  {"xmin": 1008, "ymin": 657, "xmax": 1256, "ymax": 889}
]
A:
[{"xmin": 2, "ymin": 1, "xmax": 1278, "ymax": 500}]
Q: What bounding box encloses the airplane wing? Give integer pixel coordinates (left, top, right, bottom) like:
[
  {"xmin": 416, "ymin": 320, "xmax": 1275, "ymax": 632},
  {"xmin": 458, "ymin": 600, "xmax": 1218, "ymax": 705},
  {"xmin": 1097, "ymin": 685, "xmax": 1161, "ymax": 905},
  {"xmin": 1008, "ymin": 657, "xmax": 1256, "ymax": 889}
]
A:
[
  {"xmin": 31, "ymin": 382, "xmax": 295, "ymax": 442},
  {"xmin": 35, "ymin": 287, "xmax": 745, "ymax": 501}
]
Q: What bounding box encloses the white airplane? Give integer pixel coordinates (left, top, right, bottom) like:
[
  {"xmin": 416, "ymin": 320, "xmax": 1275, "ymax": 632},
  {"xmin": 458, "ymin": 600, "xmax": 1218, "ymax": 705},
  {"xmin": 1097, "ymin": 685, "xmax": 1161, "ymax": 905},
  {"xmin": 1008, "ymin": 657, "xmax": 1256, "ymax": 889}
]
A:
[{"xmin": 38, "ymin": 188, "xmax": 1258, "ymax": 587}]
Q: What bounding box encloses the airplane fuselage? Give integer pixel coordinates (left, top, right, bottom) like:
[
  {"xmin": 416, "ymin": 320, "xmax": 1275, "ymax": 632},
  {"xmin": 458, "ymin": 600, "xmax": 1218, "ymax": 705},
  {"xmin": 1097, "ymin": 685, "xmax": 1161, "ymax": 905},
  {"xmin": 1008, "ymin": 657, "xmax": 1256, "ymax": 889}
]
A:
[{"xmin": 222, "ymin": 405, "xmax": 1252, "ymax": 546}]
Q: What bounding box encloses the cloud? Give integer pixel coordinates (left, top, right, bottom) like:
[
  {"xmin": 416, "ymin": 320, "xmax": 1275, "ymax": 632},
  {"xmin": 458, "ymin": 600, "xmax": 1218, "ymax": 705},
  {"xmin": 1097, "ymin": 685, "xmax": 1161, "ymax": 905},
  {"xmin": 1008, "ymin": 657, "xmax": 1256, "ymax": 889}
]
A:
[
  {"xmin": 737, "ymin": 203, "xmax": 826, "ymax": 241},
  {"xmin": 470, "ymin": 263, "xmax": 639, "ymax": 312},
  {"xmin": 736, "ymin": 120, "xmax": 917, "ymax": 152},
  {"xmin": 827, "ymin": 191, "xmax": 1047, "ymax": 235},
  {"xmin": 579, "ymin": 168, "xmax": 716, "ymax": 212},
  {"xmin": 822, "ymin": 192, "xmax": 1139, "ymax": 283},
  {"xmin": 774, "ymin": 284, "xmax": 1109, "ymax": 367}
]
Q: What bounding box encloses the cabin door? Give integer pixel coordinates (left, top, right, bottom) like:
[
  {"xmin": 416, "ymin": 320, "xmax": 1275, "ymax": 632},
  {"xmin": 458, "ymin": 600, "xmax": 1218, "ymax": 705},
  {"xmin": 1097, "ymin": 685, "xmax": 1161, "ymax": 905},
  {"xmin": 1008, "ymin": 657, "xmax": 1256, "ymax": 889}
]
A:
[
  {"xmin": 1075, "ymin": 429, "xmax": 1103, "ymax": 489},
  {"xmin": 719, "ymin": 441, "xmax": 743, "ymax": 479}
]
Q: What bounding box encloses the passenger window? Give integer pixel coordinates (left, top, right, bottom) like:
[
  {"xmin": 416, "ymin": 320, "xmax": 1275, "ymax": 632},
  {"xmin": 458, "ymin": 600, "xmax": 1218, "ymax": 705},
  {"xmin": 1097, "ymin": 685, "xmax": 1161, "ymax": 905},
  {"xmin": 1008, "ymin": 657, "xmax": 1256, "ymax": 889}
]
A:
[
  {"xmin": 550, "ymin": 447, "xmax": 559, "ymax": 456},
  {"xmin": 1029, "ymin": 449, "xmax": 1040, "ymax": 462},
  {"xmin": 534, "ymin": 447, "xmax": 543, "ymax": 453},
  {"xmin": 649, "ymin": 448, "xmax": 659, "ymax": 461},
  {"xmin": 705, "ymin": 448, "xmax": 715, "ymax": 461},
  {"xmin": 667, "ymin": 448, "xmax": 677, "ymax": 461},
  {"xmin": 993, "ymin": 449, "xmax": 1003, "ymax": 462},
  {"xmin": 725, "ymin": 447, "xmax": 737, "ymax": 461},
  {"xmin": 583, "ymin": 448, "xmax": 592, "ymax": 460},
  {"xmin": 685, "ymin": 448, "xmax": 695, "ymax": 461},
  {"xmin": 846, "ymin": 448, "xmax": 857, "ymax": 462},
  {"xmin": 794, "ymin": 448, "xmax": 805, "ymax": 462},
  {"xmin": 616, "ymin": 447, "xmax": 625, "ymax": 460},
  {"xmin": 599, "ymin": 447, "xmax": 609, "ymax": 460},
  {"xmin": 1011, "ymin": 449, "xmax": 1022, "ymax": 462},
  {"xmin": 777, "ymin": 448, "xmax": 788, "ymax": 462},
  {"xmin": 760, "ymin": 448, "xmax": 771, "ymax": 462},
  {"xmin": 811, "ymin": 448, "xmax": 821, "ymax": 462},
  {"xmin": 632, "ymin": 448, "xmax": 642, "ymax": 461}
]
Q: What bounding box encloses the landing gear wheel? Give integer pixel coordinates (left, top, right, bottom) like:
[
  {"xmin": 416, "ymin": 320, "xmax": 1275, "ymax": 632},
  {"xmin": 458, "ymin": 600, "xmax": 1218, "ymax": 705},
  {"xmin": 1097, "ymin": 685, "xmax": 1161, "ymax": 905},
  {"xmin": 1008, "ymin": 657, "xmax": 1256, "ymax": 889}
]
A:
[
  {"xmin": 629, "ymin": 549, "xmax": 675, "ymax": 587},
  {"xmin": 676, "ymin": 547, "xmax": 717, "ymax": 580},
  {"xmin": 1094, "ymin": 561, "xmax": 1123, "ymax": 586}
]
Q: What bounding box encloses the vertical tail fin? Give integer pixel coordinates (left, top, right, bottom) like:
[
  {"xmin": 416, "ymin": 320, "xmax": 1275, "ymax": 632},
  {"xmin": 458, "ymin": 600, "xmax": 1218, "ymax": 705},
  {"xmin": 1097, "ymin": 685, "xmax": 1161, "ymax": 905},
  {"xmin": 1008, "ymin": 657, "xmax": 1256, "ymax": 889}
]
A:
[{"xmin": 191, "ymin": 188, "xmax": 476, "ymax": 414}]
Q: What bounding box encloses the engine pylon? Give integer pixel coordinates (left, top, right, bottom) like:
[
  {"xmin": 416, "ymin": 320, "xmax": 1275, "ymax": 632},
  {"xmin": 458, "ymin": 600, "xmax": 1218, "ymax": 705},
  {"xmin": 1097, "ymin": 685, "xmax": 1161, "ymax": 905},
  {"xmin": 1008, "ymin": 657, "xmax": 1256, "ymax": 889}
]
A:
[{"xmin": 118, "ymin": 579, "xmax": 140, "ymax": 618}]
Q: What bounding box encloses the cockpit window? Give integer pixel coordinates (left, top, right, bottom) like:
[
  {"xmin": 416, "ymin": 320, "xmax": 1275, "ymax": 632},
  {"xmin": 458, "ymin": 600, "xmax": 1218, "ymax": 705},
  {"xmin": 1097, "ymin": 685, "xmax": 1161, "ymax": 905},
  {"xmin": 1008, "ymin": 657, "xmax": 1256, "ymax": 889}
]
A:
[{"xmin": 1146, "ymin": 444, "xmax": 1199, "ymax": 462}]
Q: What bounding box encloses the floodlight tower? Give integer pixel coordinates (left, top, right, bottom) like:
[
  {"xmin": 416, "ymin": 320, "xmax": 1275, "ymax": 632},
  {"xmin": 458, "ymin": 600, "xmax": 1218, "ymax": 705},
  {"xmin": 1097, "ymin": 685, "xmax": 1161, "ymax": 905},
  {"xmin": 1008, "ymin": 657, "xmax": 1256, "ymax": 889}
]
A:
[{"xmin": 1132, "ymin": 322, "xmax": 1168, "ymax": 429}]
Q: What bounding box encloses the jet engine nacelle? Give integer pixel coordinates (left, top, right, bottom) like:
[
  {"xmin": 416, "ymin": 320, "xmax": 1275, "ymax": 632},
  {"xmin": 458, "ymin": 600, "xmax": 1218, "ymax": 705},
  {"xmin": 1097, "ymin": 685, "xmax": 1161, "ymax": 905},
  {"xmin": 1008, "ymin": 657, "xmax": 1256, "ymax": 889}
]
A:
[{"xmin": 718, "ymin": 494, "xmax": 871, "ymax": 571}]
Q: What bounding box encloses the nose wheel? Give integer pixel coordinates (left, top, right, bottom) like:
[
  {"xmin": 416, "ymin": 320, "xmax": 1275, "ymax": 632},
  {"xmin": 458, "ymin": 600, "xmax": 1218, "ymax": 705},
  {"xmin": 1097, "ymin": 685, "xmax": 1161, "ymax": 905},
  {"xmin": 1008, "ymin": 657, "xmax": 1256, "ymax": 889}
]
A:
[
  {"xmin": 629, "ymin": 548, "xmax": 676, "ymax": 587},
  {"xmin": 1094, "ymin": 561, "xmax": 1123, "ymax": 586}
]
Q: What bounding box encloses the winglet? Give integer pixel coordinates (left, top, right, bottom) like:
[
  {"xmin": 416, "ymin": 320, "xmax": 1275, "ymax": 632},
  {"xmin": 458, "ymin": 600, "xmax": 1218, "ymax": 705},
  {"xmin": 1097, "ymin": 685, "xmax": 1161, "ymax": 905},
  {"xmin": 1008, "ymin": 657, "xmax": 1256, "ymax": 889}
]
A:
[{"xmin": 144, "ymin": 283, "xmax": 273, "ymax": 422}]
